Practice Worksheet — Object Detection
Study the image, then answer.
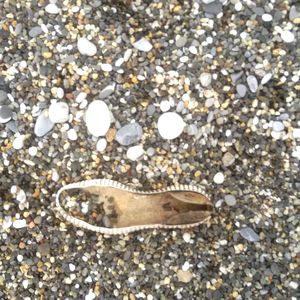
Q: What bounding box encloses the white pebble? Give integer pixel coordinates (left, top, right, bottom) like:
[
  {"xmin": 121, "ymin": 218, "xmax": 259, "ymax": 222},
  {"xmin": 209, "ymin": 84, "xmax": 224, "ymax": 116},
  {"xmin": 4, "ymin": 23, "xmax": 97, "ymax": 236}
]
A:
[
  {"xmin": 13, "ymin": 135, "xmax": 25, "ymax": 150},
  {"xmin": 133, "ymin": 38, "xmax": 153, "ymax": 52},
  {"xmin": 213, "ymin": 172, "xmax": 225, "ymax": 184},
  {"xmin": 17, "ymin": 254, "xmax": 23, "ymax": 262},
  {"xmin": 13, "ymin": 219, "xmax": 27, "ymax": 229},
  {"xmin": 77, "ymin": 37, "xmax": 97, "ymax": 56},
  {"xmin": 49, "ymin": 102, "xmax": 69, "ymax": 123},
  {"xmin": 262, "ymin": 14, "xmax": 272, "ymax": 22},
  {"xmin": 281, "ymin": 30, "xmax": 295, "ymax": 43},
  {"xmin": 200, "ymin": 73, "xmax": 212, "ymax": 87},
  {"xmin": 183, "ymin": 232, "xmax": 191, "ymax": 243},
  {"xmin": 96, "ymin": 138, "xmax": 107, "ymax": 152},
  {"xmin": 261, "ymin": 73, "xmax": 272, "ymax": 85},
  {"xmin": 56, "ymin": 87, "xmax": 64, "ymax": 99},
  {"xmin": 123, "ymin": 49, "xmax": 133, "ymax": 61},
  {"xmin": 235, "ymin": 2, "xmax": 243, "ymax": 11},
  {"xmin": 289, "ymin": 281, "xmax": 299, "ymax": 290},
  {"xmin": 28, "ymin": 146, "xmax": 37, "ymax": 156},
  {"xmin": 160, "ymin": 100, "xmax": 170, "ymax": 112},
  {"xmin": 101, "ymin": 63, "xmax": 112, "ymax": 72},
  {"xmin": 293, "ymin": 128, "xmax": 300, "ymax": 139},
  {"xmin": 75, "ymin": 92, "xmax": 87, "ymax": 103},
  {"xmin": 189, "ymin": 45, "xmax": 198, "ymax": 55},
  {"xmin": 115, "ymin": 57, "xmax": 124, "ymax": 67},
  {"xmin": 157, "ymin": 112, "xmax": 185, "ymax": 140},
  {"xmin": 69, "ymin": 263, "xmax": 76, "ymax": 272},
  {"xmin": 45, "ymin": 3, "xmax": 60, "ymax": 14},
  {"xmin": 85, "ymin": 291, "xmax": 96, "ymax": 300},
  {"xmin": 22, "ymin": 280, "xmax": 29, "ymax": 289},
  {"xmin": 247, "ymin": 75, "xmax": 258, "ymax": 93},
  {"xmin": 67, "ymin": 128, "xmax": 78, "ymax": 141},
  {"xmin": 16, "ymin": 189, "xmax": 26, "ymax": 203},
  {"xmin": 126, "ymin": 145, "xmax": 144, "ymax": 161},
  {"xmin": 224, "ymin": 194, "xmax": 236, "ymax": 206},
  {"xmin": 182, "ymin": 261, "xmax": 190, "ymax": 272},
  {"xmin": 85, "ymin": 100, "xmax": 111, "ymax": 137},
  {"xmin": 272, "ymin": 121, "xmax": 284, "ymax": 132}
]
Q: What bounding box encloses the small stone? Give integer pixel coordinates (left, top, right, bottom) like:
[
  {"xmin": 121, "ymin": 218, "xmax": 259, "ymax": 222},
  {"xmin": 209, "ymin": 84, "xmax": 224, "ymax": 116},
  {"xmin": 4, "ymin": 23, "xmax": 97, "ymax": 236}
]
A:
[
  {"xmin": 247, "ymin": 75, "xmax": 258, "ymax": 93},
  {"xmin": 34, "ymin": 110, "xmax": 54, "ymax": 137},
  {"xmin": 0, "ymin": 105, "xmax": 13, "ymax": 123},
  {"xmin": 203, "ymin": 1, "xmax": 223, "ymax": 15},
  {"xmin": 29, "ymin": 26, "xmax": 43, "ymax": 38},
  {"xmin": 157, "ymin": 112, "xmax": 185, "ymax": 140},
  {"xmin": 289, "ymin": 6, "xmax": 300, "ymax": 23},
  {"xmin": 281, "ymin": 30, "xmax": 295, "ymax": 43},
  {"xmin": 75, "ymin": 92, "xmax": 87, "ymax": 103},
  {"xmin": 13, "ymin": 135, "xmax": 25, "ymax": 150},
  {"xmin": 236, "ymin": 84, "xmax": 247, "ymax": 97},
  {"xmin": 45, "ymin": 3, "xmax": 60, "ymax": 14},
  {"xmin": 183, "ymin": 232, "xmax": 191, "ymax": 243},
  {"xmin": 200, "ymin": 73, "xmax": 212, "ymax": 87},
  {"xmin": 187, "ymin": 124, "xmax": 198, "ymax": 136},
  {"xmin": 177, "ymin": 270, "xmax": 193, "ymax": 283},
  {"xmin": 17, "ymin": 254, "xmax": 23, "ymax": 262},
  {"xmin": 213, "ymin": 172, "xmax": 224, "ymax": 184},
  {"xmin": 67, "ymin": 128, "xmax": 78, "ymax": 141},
  {"xmin": 240, "ymin": 227, "xmax": 260, "ymax": 242},
  {"xmin": 133, "ymin": 38, "xmax": 153, "ymax": 52},
  {"xmin": 49, "ymin": 102, "xmax": 69, "ymax": 123},
  {"xmin": 262, "ymin": 14, "xmax": 272, "ymax": 22},
  {"xmin": 85, "ymin": 101, "xmax": 111, "ymax": 137},
  {"xmin": 175, "ymin": 35, "xmax": 187, "ymax": 47},
  {"xmin": 13, "ymin": 219, "xmax": 27, "ymax": 229},
  {"xmin": 261, "ymin": 73, "xmax": 272, "ymax": 85},
  {"xmin": 96, "ymin": 138, "xmax": 107, "ymax": 152},
  {"xmin": 69, "ymin": 264, "xmax": 76, "ymax": 272},
  {"xmin": 100, "ymin": 63, "xmax": 112, "ymax": 72},
  {"xmin": 147, "ymin": 105, "xmax": 156, "ymax": 116},
  {"xmin": 123, "ymin": 49, "xmax": 133, "ymax": 61},
  {"xmin": 102, "ymin": 215, "xmax": 111, "ymax": 228},
  {"xmin": 289, "ymin": 281, "xmax": 299, "ymax": 290},
  {"xmin": 182, "ymin": 261, "xmax": 190, "ymax": 271},
  {"xmin": 56, "ymin": 87, "xmax": 64, "ymax": 99},
  {"xmin": 22, "ymin": 280, "xmax": 29, "ymax": 289},
  {"xmin": 176, "ymin": 101, "xmax": 184, "ymax": 113},
  {"xmin": 293, "ymin": 128, "xmax": 300, "ymax": 139},
  {"xmin": 272, "ymin": 121, "xmax": 284, "ymax": 132},
  {"xmin": 115, "ymin": 123, "xmax": 143, "ymax": 146},
  {"xmin": 0, "ymin": 90, "xmax": 8, "ymax": 103},
  {"xmin": 28, "ymin": 146, "xmax": 37, "ymax": 156},
  {"xmin": 222, "ymin": 152, "xmax": 235, "ymax": 166},
  {"xmin": 126, "ymin": 145, "xmax": 144, "ymax": 161},
  {"xmin": 146, "ymin": 147, "xmax": 155, "ymax": 156},
  {"xmin": 160, "ymin": 100, "xmax": 170, "ymax": 112},
  {"xmin": 77, "ymin": 37, "xmax": 97, "ymax": 56},
  {"xmin": 224, "ymin": 195, "xmax": 236, "ymax": 206},
  {"xmin": 99, "ymin": 84, "xmax": 115, "ymax": 99},
  {"xmin": 189, "ymin": 45, "xmax": 197, "ymax": 55}
]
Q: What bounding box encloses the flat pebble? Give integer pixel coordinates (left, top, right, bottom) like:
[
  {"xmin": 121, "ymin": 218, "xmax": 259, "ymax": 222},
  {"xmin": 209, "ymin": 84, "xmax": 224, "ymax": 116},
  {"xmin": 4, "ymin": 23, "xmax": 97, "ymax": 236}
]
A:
[
  {"xmin": 13, "ymin": 136, "xmax": 25, "ymax": 150},
  {"xmin": 49, "ymin": 102, "xmax": 69, "ymax": 123},
  {"xmin": 200, "ymin": 73, "xmax": 212, "ymax": 87},
  {"xmin": 45, "ymin": 3, "xmax": 60, "ymax": 14},
  {"xmin": 289, "ymin": 5, "xmax": 300, "ymax": 23},
  {"xmin": 13, "ymin": 219, "xmax": 27, "ymax": 229},
  {"xmin": 0, "ymin": 90, "xmax": 8, "ymax": 103},
  {"xmin": 133, "ymin": 38, "xmax": 153, "ymax": 52},
  {"xmin": 85, "ymin": 101, "xmax": 111, "ymax": 137},
  {"xmin": 222, "ymin": 152, "xmax": 235, "ymax": 166},
  {"xmin": 99, "ymin": 84, "xmax": 115, "ymax": 99},
  {"xmin": 177, "ymin": 270, "xmax": 193, "ymax": 283},
  {"xmin": 175, "ymin": 35, "xmax": 187, "ymax": 47},
  {"xmin": 289, "ymin": 281, "xmax": 299, "ymax": 290},
  {"xmin": 34, "ymin": 110, "xmax": 54, "ymax": 137},
  {"xmin": 126, "ymin": 145, "xmax": 144, "ymax": 161},
  {"xmin": 187, "ymin": 124, "xmax": 198, "ymax": 136},
  {"xmin": 67, "ymin": 128, "xmax": 78, "ymax": 141},
  {"xmin": 281, "ymin": 30, "xmax": 295, "ymax": 43},
  {"xmin": 189, "ymin": 45, "xmax": 197, "ymax": 54},
  {"xmin": 236, "ymin": 84, "xmax": 247, "ymax": 97},
  {"xmin": 224, "ymin": 194, "xmax": 236, "ymax": 206},
  {"xmin": 160, "ymin": 100, "xmax": 170, "ymax": 112},
  {"xmin": 247, "ymin": 75, "xmax": 258, "ymax": 93},
  {"xmin": 213, "ymin": 172, "xmax": 224, "ymax": 184},
  {"xmin": 157, "ymin": 112, "xmax": 185, "ymax": 140},
  {"xmin": 29, "ymin": 26, "xmax": 43, "ymax": 38},
  {"xmin": 272, "ymin": 121, "xmax": 284, "ymax": 132},
  {"xmin": 115, "ymin": 123, "xmax": 143, "ymax": 146},
  {"xmin": 28, "ymin": 146, "xmax": 37, "ymax": 156},
  {"xmin": 96, "ymin": 138, "xmax": 107, "ymax": 152},
  {"xmin": 0, "ymin": 105, "xmax": 13, "ymax": 123},
  {"xmin": 240, "ymin": 227, "xmax": 260, "ymax": 242},
  {"xmin": 147, "ymin": 105, "xmax": 155, "ymax": 116},
  {"xmin": 77, "ymin": 37, "xmax": 97, "ymax": 56},
  {"xmin": 261, "ymin": 73, "xmax": 272, "ymax": 85},
  {"xmin": 101, "ymin": 63, "xmax": 112, "ymax": 72},
  {"xmin": 262, "ymin": 14, "xmax": 272, "ymax": 22}
]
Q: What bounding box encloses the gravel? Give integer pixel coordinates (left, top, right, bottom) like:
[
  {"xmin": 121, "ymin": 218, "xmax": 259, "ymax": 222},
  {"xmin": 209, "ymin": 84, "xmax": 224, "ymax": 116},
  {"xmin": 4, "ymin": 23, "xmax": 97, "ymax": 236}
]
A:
[{"xmin": 0, "ymin": 0, "xmax": 299, "ymax": 299}]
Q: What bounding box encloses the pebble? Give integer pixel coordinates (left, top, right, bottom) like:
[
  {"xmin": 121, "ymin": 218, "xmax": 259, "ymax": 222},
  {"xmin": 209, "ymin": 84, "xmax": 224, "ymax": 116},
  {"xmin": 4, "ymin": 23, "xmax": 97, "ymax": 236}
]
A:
[
  {"xmin": 292, "ymin": 128, "xmax": 300, "ymax": 139},
  {"xmin": 189, "ymin": 45, "xmax": 197, "ymax": 55},
  {"xmin": 13, "ymin": 136, "xmax": 25, "ymax": 150},
  {"xmin": 183, "ymin": 232, "xmax": 191, "ymax": 243},
  {"xmin": 28, "ymin": 146, "xmax": 37, "ymax": 157},
  {"xmin": 56, "ymin": 88, "xmax": 64, "ymax": 99},
  {"xmin": 175, "ymin": 35, "xmax": 187, "ymax": 47},
  {"xmin": 247, "ymin": 75, "xmax": 258, "ymax": 93},
  {"xmin": 99, "ymin": 84, "xmax": 115, "ymax": 98},
  {"xmin": 75, "ymin": 92, "xmax": 87, "ymax": 103},
  {"xmin": 13, "ymin": 219, "xmax": 27, "ymax": 229},
  {"xmin": 45, "ymin": 3, "xmax": 60, "ymax": 14},
  {"xmin": 100, "ymin": 63, "xmax": 112, "ymax": 72},
  {"xmin": 177, "ymin": 270, "xmax": 193, "ymax": 283},
  {"xmin": 157, "ymin": 112, "xmax": 185, "ymax": 140},
  {"xmin": 34, "ymin": 110, "xmax": 54, "ymax": 137},
  {"xmin": 261, "ymin": 73, "xmax": 272, "ymax": 85},
  {"xmin": 147, "ymin": 105, "xmax": 156, "ymax": 116},
  {"xmin": 213, "ymin": 172, "xmax": 224, "ymax": 184},
  {"xmin": 236, "ymin": 84, "xmax": 247, "ymax": 97},
  {"xmin": 123, "ymin": 49, "xmax": 133, "ymax": 61},
  {"xmin": 85, "ymin": 101, "xmax": 111, "ymax": 137},
  {"xmin": 262, "ymin": 14, "xmax": 272, "ymax": 22},
  {"xmin": 146, "ymin": 147, "xmax": 155, "ymax": 156},
  {"xmin": 160, "ymin": 100, "xmax": 170, "ymax": 112},
  {"xmin": 0, "ymin": 105, "xmax": 13, "ymax": 123},
  {"xmin": 272, "ymin": 121, "xmax": 284, "ymax": 132},
  {"xmin": 289, "ymin": 281, "xmax": 299, "ymax": 290},
  {"xmin": 126, "ymin": 145, "xmax": 144, "ymax": 161},
  {"xmin": 224, "ymin": 195, "xmax": 236, "ymax": 206},
  {"xmin": 200, "ymin": 73, "xmax": 212, "ymax": 87},
  {"xmin": 222, "ymin": 152, "xmax": 235, "ymax": 166},
  {"xmin": 29, "ymin": 26, "xmax": 43, "ymax": 38},
  {"xmin": 115, "ymin": 123, "xmax": 143, "ymax": 146},
  {"xmin": 133, "ymin": 38, "xmax": 153, "ymax": 52},
  {"xmin": 281, "ymin": 30, "xmax": 295, "ymax": 43},
  {"xmin": 49, "ymin": 102, "xmax": 69, "ymax": 123},
  {"xmin": 187, "ymin": 124, "xmax": 198, "ymax": 136},
  {"xmin": 176, "ymin": 101, "xmax": 184, "ymax": 113},
  {"xmin": 182, "ymin": 261, "xmax": 190, "ymax": 271},
  {"xmin": 0, "ymin": 90, "xmax": 8, "ymax": 103},
  {"xmin": 77, "ymin": 37, "xmax": 97, "ymax": 56},
  {"xmin": 240, "ymin": 227, "xmax": 260, "ymax": 242},
  {"xmin": 289, "ymin": 5, "xmax": 300, "ymax": 23},
  {"xmin": 69, "ymin": 263, "xmax": 76, "ymax": 272},
  {"xmin": 67, "ymin": 128, "xmax": 78, "ymax": 141},
  {"xmin": 96, "ymin": 138, "xmax": 107, "ymax": 152},
  {"xmin": 203, "ymin": 1, "xmax": 223, "ymax": 15}
]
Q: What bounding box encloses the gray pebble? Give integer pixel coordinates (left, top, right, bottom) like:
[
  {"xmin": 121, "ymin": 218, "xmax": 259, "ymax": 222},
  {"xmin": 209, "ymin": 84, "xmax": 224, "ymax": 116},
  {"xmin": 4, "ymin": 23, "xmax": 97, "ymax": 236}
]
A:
[
  {"xmin": 175, "ymin": 36, "xmax": 187, "ymax": 48},
  {"xmin": 236, "ymin": 84, "xmax": 247, "ymax": 97},
  {"xmin": 99, "ymin": 84, "xmax": 115, "ymax": 99},
  {"xmin": 34, "ymin": 110, "xmax": 55, "ymax": 137},
  {"xmin": 187, "ymin": 124, "xmax": 198, "ymax": 136},
  {"xmin": 203, "ymin": 1, "xmax": 223, "ymax": 15},
  {"xmin": 289, "ymin": 5, "xmax": 300, "ymax": 22},
  {"xmin": 102, "ymin": 215, "xmax": 111, "ymax": 228},
  {"xmin": 0, "ymin": 105, "xmax": 13, "ymax": 123},
  {"xmin": 29, "ymin": 26, "xmax": 43, "ymax": 38},
  {"xmin": 176, "ymin": 101, "xmax": 185, "ymax": 113},
  {"xmin": 6, "ymin": 120, "xmax": 18, "ymax": 133},
  {"xmin": 0, "ymin": 90, "xmax": 7, "ymax": 103},
  {"xmin": 224, "ymin": 194, "xmax": 236, "ymax": 206},
  {"xmin": 146, "ymin": 147, "xmax": 155, "ymax": 156},
  {"xmin": 240, "ymin": 227, "xmax": 260, "ymax": 242},
  {"xmin": 147, "ymin": 104, "xmax": 156, "ymax": 116},
  {"xmin": 115, "ymin": 123, "xmax": 143, "ymax": 146}
]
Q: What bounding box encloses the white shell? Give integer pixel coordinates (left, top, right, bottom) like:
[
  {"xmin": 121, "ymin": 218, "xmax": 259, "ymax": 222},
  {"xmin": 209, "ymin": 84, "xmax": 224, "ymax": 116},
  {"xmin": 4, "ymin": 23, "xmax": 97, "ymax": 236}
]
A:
[{"xmin": 157, "ymin": 112, "xmax": 185, "ymax": 140}]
